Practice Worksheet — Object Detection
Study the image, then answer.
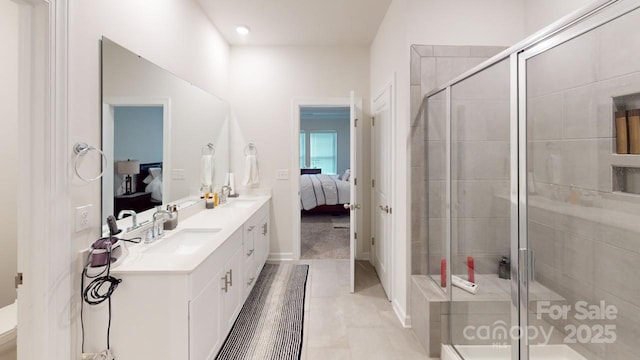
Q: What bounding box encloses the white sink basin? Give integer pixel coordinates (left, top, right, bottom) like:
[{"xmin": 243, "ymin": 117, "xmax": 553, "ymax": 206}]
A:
[
  {"xmin": 146, "ymin": 228, "xmax": 221, "ymax": 255},
  {"xmin": 223, "ymin": 199, "xmax": 257, "ymax": 208}
]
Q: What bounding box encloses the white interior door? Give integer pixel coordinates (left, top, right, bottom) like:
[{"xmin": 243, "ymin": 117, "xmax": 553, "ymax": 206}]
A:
[
  {"xmin": 347, "ymin": 91, "xmax": 361, "ymax": 293},
  {"xmin": 372, "ymin": 86, "xmax": 392, "ymax": 300}
]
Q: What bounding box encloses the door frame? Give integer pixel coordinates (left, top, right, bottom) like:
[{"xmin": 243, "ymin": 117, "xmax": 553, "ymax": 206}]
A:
[
  {"xmin": 16, "ymin": 0, "xmax": 71, "ymax": 358},
  {"xmin": 370, "ymin": 78, "xmax": 395, "ymax": 301},
  {"xmin": 101, "ymin": 97, "xmax": 172, "ymax": 224},
  {"xmin": 291, "ymin": 97, "xmax": 362, "ymax": 261}
]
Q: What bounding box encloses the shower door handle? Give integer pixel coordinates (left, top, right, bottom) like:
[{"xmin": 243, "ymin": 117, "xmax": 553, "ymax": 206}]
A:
[{"xmin": 519, "ymin": 248, "xmax": 528, "ymax": 287}]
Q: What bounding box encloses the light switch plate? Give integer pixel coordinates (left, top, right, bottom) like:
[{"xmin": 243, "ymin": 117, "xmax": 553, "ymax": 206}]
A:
[
  {"xmin": 276, "ymin": 169, "xmax": 289, "ymax": 180},
  {"xmin": 75, "ymin": 204, "xmax": 93, "ymax": 232},
  {"xmin": 172, "ymin": 169, "xmax": 186, "ymax": 180}
]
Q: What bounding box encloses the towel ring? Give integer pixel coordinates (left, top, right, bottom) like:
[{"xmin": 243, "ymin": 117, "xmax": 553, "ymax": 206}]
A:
[
  {"xmin": 73, "ymin": 142, "xmax": 108, "ymax": 182},
  {"xmin": 244, "ymin": 143, "xmax": 257, "ymax": 156},
  {"xmin": 202, "ymin": 142, "xmax": 215, "ymax": 155}
]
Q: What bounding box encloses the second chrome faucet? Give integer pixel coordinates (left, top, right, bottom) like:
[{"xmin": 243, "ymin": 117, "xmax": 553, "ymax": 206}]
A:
[{"xmin": 148, "ymin": 208, "xmax": 171, "ymax": 243}]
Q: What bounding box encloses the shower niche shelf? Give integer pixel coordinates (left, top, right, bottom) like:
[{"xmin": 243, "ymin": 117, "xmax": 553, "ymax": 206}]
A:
[
  {"xmin": 612, "ymin": 166, "xmax": 640, "ymax": 196},
  {"xmin": 613, "ymin": 93, "xmax": 640, "ymax": 155},
  {"xmin": 610, "ymin": 94, "xmax": 640, "ymax": 196}
]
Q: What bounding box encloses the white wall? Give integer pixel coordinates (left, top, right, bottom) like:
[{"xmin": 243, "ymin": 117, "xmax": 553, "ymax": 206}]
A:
[
  {"xmin": 370, "ymin": 0, "xmax": 411, "ymax": 324},
  {"xmin": 406, "ymin": 0, "xmax": 526, "ymax": 47},
  {"xmin": 524, "ymin": 0, "xmax": 596, "ymax": 36},
  {"xmin": 229, "ymin": 45, "xmax": 370, "ymax": 259},
  {"xmin": 68, "ymin": 0, "xmax": 230, "ymax": 354},
  {"xmin": 114, "ymin": 107, "xmax": 163, "ymax": 164},
  {"xmin": 0, "ymin": 0, "xmax": 19, "ymax": 309}
]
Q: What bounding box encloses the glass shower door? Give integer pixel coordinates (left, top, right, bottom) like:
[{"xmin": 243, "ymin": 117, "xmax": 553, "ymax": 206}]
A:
[
  {"xmin": 449, "ymin": 58, "xmax": 515, "ymax": 359},
  {"xmin": 521, "ymin": 4, "xmax": 640, "ymax": 359}
]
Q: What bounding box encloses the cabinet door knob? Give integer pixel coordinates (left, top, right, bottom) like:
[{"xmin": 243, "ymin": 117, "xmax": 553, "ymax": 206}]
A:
[
  {"xmin": 248, "ymin": 225, "xmax": 255, "ymax": 232},
  {"xmin": 247, "ymin": 277, "xmax": 255, "ymax": 286},
  {"xmin": 246, "ymin": 249, "xmax": 254, "ymax": 257}
]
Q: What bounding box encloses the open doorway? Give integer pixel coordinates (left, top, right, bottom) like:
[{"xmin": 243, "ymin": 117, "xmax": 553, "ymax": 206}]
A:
[
  {"xmin": 298, "ymin": 106, "xmax": 351, "ymax": 259},
  {"xmin": 111, "ymin": 106, "xmax": 164, "ymax": 216}
]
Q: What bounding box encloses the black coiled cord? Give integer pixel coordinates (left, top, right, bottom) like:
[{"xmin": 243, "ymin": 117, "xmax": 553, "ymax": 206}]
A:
[
  {"xmin": 80, "ymin": 246, "xmax": 122, "ymax": 352},
  {"xmin": 83, "ymin": 273, "xmax": 122, "ymax": 305}
]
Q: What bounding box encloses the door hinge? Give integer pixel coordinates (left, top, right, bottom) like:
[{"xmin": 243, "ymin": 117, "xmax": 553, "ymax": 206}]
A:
[
  {"xmin": 354, "ymin": 178, "xmax": 357, "ymax": 186},
  {"xmin": 354, "ymin": 232, "xmax": 358, "ymax": 239},
  {"xmin": 372, "ymin": 179, "xmax": 375, "ymax": 188},
  {"xmin": 389, "ymin": 207, "xmax": 392, "ymax": 214},
  {"xmin": 372, "ymin": 237, "xmax": 375, "ymax": 245},
  {"xmin": 371, "ymin": 116, "xmax": 375, "ymax": 126},
  {"xmin": 15, "ymin": 273, "xmax": 23, "ymax": 288},
  {"xmin": 355, "ymin": 118, "xmax": 358, "ymax": 127}
]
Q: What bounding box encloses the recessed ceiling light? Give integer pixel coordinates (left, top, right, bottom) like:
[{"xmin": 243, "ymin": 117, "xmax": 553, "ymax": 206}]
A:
[{"xmin": 236, "ymin": 26, "xmax": 250, "ymax": 36}]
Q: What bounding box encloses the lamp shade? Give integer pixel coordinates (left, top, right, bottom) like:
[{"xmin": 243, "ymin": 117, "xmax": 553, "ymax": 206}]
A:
[{"xmin": 116, "ymin": 160, "xmax": 140, "ymax": 175}]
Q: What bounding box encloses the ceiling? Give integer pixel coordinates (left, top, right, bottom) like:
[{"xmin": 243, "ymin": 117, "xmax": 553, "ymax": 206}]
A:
[{"xmin": 196, "ymin": 0, "xmax": 392, "ymax": 46}]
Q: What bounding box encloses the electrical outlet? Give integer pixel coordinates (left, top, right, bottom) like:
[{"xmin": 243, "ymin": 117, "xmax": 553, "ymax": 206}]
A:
[
  {"xmin": 276, "ymin": 169, "xmax": 289, "ymax": 180},
  {"xmin": 75, "ymin": 204, "xmax": 93, "ymax": 232}
]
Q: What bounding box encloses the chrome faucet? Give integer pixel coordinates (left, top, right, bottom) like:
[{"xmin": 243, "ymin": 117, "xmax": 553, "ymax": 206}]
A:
[
  {"xmin": 117, "ymin": 209, "xmax": 137, "ymax": 231},
  {"xmin": 150, "ymin": 208, "xmax": 171, "ymax": 242}
]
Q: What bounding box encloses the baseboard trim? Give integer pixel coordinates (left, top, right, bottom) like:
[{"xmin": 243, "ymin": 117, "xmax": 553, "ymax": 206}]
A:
[
  {"xmin": 356, "ymin": 252, "xmax": 370, "ymax": 261},
  {"xmin": 392, "ymin": 299, "xmax": 410, "ymax": 328},
  {"xmin": 268, "ymin": 252, "xmax": 293, "ymax": 262}
]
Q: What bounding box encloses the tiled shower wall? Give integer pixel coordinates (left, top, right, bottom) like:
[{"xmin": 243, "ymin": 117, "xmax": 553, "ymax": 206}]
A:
[{"xmin": 410, "ymin": 45, "xmax": 506, "ymax": 276}]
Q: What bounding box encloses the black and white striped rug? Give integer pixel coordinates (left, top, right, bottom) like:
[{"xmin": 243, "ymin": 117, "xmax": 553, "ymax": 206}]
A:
[{"xmin": 216, "ymin": 263, "xmax": 309, "ymax": 360}]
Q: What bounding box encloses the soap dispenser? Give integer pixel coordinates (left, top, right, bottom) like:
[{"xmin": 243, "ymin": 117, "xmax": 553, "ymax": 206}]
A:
[{"xmin": 163, "ymin": 204, "xmax": 179, "ymax": 230}]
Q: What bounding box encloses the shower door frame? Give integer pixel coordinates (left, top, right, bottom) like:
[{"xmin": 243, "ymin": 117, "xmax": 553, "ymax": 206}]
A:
[{"xmin": 420, "ymin": 0, "xmax": 640, "ymax": 359}]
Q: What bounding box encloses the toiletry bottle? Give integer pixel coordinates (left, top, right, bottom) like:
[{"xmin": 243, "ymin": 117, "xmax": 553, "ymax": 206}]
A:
[
  {"xmin": 172, "ymin": 205, "xmax": 178, "ymax": 222},
  {"xmin": 467, "ymin": 256, "xmax": 475, "ymax": 283},
  {"xmin": 498, "ymin": 257, "xmax": 511, "ymax": 279},
  {"xmin": 214, "ymin": 192, "xmax": 219, "ymax": 207},
  {"xmin": 205, "ymin": 193, "xmax": 214, "ymax": 209}
]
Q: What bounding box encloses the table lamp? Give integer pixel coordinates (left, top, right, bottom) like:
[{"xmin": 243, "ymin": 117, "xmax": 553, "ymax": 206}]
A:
[{"xmin": 116, "ymin": 160, "xmax": 140, "ymax": 195}]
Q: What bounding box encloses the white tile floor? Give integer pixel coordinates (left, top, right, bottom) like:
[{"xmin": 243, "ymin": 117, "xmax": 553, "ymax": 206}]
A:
[{"xmin": 295, "ymin": 259, "xmax": 439, "ymax": 360}]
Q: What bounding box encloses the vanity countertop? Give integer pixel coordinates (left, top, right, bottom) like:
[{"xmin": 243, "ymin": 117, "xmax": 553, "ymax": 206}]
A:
[{"xmin": 111, "ymin": 194, "xmax": 271, "ymax": 274}]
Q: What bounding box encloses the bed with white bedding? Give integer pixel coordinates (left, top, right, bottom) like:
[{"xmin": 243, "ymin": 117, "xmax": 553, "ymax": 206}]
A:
[{"xmin": 300, "ymin": 173, "xmax": 350, "ymax": 211}]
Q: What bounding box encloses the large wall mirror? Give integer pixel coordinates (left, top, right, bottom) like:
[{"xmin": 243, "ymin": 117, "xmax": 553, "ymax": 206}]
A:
[{"xmin": 101, "ymin": 37, "xmax": 229, "ymax": 225}]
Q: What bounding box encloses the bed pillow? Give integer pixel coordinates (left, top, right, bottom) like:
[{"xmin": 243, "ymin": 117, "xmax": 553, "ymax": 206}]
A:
[
  {"xmin": 340, "ymin": 169, "xmax": 351, "ymax": 181},
  {"xmin": 143, "ymin": 167, "xmax": 162, "ymax": 184}
]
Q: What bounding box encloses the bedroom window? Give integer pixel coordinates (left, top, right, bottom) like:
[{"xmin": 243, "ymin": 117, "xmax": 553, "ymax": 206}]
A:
[
  {"xmin": 310, "ymin": 131, "xmax": 337, "ymax": 174},
  {"xmin": 300, "ymin": 131, "xmax": 306, "ymax": 168}
]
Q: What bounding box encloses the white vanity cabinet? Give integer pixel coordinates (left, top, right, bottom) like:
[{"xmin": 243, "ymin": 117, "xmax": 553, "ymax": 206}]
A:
[
  {"xmin": 189, "ymin": 229, "xmax": 243, "ymax": 360},
  {"xmin": 242, "ymin": 203, "xmax": 270, "ymax": 297},
  {"xmin": 86, "ymin": 197, "xmax": 272, "ymax": 360}
]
